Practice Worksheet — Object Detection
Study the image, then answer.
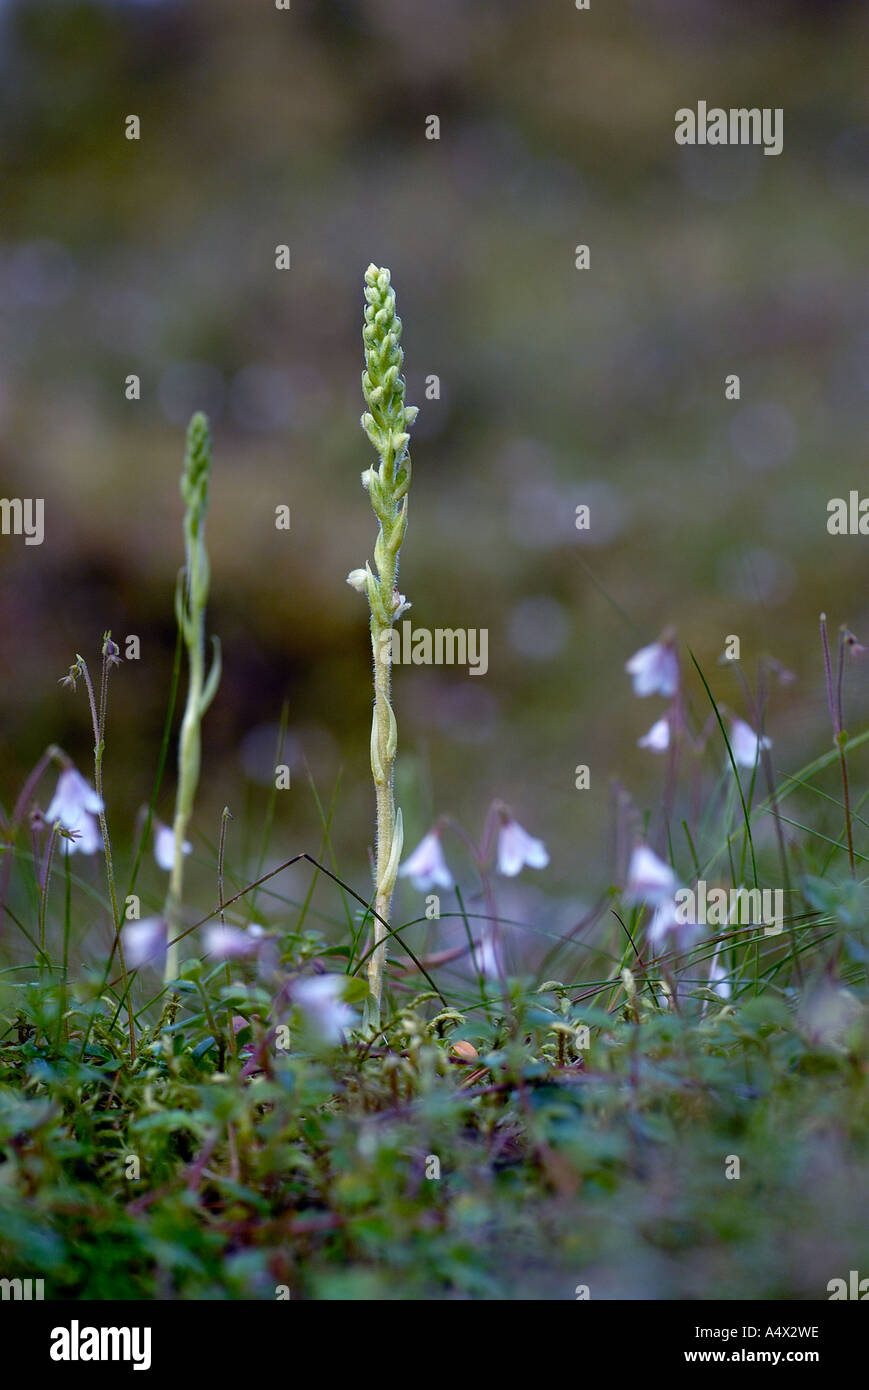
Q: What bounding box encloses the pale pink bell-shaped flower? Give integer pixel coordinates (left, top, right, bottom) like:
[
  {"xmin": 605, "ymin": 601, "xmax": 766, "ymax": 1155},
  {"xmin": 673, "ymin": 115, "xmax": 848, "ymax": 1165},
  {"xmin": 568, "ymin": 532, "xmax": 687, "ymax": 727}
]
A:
[
  {"xmin": 252, "ymin": 928, "xmax": 280, "ymax": 980},
  {"xmin": 472, "ymin": 930, "xmax": 503, "ymax": 981},
  {"xmin": 45, "ymin": 767, "xmax": 104, "ymax": 856},
  {"xmin": 730, "ymin": 718, "xmax": 771, "ymax": 768},
  {"xmin": 496, "ymin": 818, "xmax": 549, "ymax": 877},
  {"xmin": 60, "ymin": 814, "xmax": 103, "ymax": 856},
  {"xmin": 646, "ymin": 898, "xmax": 681, "ymax": 948},
  {"xmin": 293, "ymin": 975, "xmax": 357, "ymax": 1044},
  {"xmin": 398, "ymin": 831, "xmax": 453, "ymax": 891},
  {"xmin": 708, "ymin": 950, "xmax": 731, "ymax": 1001},
  {"xmin": 625, "ymin": 845, "xmax": 677, "ymax": 906},
  {"xmin": 123, "ymin": 917, "xmax": 167, "ymax": 970},
  {"xmin": 203, "ymin": 924, "xmax": 260, "ymax": 960},
  {"xmin": 646, "ymin": 897, "xmax": 701, "ymax": 951},
  {"xmin": 153, "ymin": 822, "xmax": 192, "ymax": 872},
  {"xmin": 625, "ymin": 641, "xmax": 679, "ymax": 698},
  {"xmin": 46, "ymin": 767, "xmax": 103, "ymax": 823},
  {"xmin": 638, "ymin": 717, "xmax": 670, "ymax": 752}
]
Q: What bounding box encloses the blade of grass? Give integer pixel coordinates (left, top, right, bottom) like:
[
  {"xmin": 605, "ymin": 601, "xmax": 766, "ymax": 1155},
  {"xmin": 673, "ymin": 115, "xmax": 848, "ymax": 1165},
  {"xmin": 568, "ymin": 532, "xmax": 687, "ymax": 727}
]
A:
[{"xmin": 690, "ymin": 647, "xmax": 758, "ymax": 887}]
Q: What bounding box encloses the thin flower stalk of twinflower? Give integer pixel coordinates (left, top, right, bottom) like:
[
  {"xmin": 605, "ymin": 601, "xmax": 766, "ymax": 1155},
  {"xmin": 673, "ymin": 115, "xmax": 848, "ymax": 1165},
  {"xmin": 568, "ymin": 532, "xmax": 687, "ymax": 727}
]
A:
[{"xmin": 60, "ymin": 637, "xmax": 136, "ymax": 1057}]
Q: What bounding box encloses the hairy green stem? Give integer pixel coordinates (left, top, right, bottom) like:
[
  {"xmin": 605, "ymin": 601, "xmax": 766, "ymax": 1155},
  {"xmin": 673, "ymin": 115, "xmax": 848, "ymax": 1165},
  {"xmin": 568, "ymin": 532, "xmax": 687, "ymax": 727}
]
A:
[
  {"xmin": 164, "ymin": 413, "xmax": 220, "ymax": 981},
  {"xmin": 370, "ymin": 560, "xmax": 400, "ymax": 1029},
  {"xmin": 351, "ymin": 265, "xmax": 417, "ymax": 1030}
]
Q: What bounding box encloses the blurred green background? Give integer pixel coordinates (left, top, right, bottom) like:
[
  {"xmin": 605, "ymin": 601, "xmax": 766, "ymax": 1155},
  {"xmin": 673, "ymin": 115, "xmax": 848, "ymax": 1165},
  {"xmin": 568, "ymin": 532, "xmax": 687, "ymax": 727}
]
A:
[{"xmin": 1, "ymin": 0, "xmax": 869, "ymax": 947}]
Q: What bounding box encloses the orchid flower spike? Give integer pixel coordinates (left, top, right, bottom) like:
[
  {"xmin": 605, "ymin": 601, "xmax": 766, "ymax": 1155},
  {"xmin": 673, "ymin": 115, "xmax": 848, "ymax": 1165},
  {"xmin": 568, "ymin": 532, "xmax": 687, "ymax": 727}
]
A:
[{"xmin": 356, "ymin": 265, "xmax": 418, "ymax": 1029}]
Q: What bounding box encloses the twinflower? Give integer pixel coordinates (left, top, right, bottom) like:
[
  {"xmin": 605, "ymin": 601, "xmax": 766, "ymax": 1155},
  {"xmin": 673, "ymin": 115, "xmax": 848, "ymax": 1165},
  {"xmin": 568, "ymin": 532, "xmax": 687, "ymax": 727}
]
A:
[
  {"xmin": 398, "ymin": 830, "xmax": 453, "ymax": 891},
  {"xmin": 625, "ymin": 638, "xmax": 679, "ymax": 698},
  {"xmin": 496, "ymin": 817, "xmax": 549, "ymax": 877},
  {"xmin": 45, "ymin": 767, "xmax": 104, "ymax": 856}
]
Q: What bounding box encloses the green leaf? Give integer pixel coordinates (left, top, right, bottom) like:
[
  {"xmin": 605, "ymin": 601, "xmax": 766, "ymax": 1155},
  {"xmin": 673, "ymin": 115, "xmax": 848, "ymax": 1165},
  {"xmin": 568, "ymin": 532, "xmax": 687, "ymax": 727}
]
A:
[{"xmin": 342, "ymin": 977, "xmax": 371, "ymax": 1005}]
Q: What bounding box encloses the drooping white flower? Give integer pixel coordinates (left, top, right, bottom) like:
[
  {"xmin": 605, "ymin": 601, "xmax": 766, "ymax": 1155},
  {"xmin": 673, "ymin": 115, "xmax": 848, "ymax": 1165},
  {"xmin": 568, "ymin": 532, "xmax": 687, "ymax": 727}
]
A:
[
  {"xmin": 398, "ymin": 830, "xmax": 453, "ymax": 891},
  {"xmin": 730, "ymin": 718, "xmax": 771, "ymax": 768},
  {"xmin": 60, "ymin": 814, "xmax": 103, "ymax": 856},
  {"xmin": 153, "ymin": 821, "xmax": 192, "ymax": 872},
  {"xmin": 123, "ymin": 917, "xmax": 167, "ymax": 971},
  {"xmin": 625, "ymin": 640, "xmax": 679, "ymax": 698},
  {"xmin": 45, "ymin": 767, "xmax": 104, "ymax": 856},
  {"xmin": 638, "ymin": 717, "xmax": 670, "ymax": 752},
  {"xmin": 646, "ymin": 896, "xmax": 702, "ymax": 953},
  {"xmin": 625, "ymin": 845, "xmax": 678, "ymax": 906},
  {"xmin": 646, "ymin": 898, "xmax": 680, "ymax": 947},
  {"xmin": 472, "ymin": 929, "xmax": 503, "ymax": 981},
  {"xmin": 708, "ymin": 949, "xmax": 731, "ymax": 1001},
  {"xmin": 203, "ymin": 924, "xmax": 260, "ymax": 960},
  {"xmin": 346, "ymin": 568, "xmax": 368, "ymax": 593},
  {"xmin": 293, "ymin": 975, "xmax": 357, "ymax": 1044},
  {"xmin": 798, "ymin": 982, "xmax": 862, "ymax": 1053},
  {"xmin": 201, "ymin": 921, "xmax": 275, "ymax": 972},
  {"xmin": 46, "ymin": 767, "xmax": 103, "ymax": 823},
  {"xmin": 496, "ymin": 818, "xmax": 549, "ymax": 877},
  {"xmin": 253, "ymin": 934, "xmax": 280, "ymax": 980}
]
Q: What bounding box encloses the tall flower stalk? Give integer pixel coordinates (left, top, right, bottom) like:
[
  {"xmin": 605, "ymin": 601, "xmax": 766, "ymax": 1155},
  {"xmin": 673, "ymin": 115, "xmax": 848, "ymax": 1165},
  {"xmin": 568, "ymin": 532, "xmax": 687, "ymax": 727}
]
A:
[
  {"xmin": 820, "ymin": 613, "xmax": 856, "ymax": 878},
  {"xmin": 351, "ymin": 265, "xmax": 417, "ymax": 1030},
  {"xmin": 164, "ymin": 412, "xmax": 221, "ymax": 980},
  {"xmin": 57, "ymin": 639, "xmax": 136, "ymax": 1054}
]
